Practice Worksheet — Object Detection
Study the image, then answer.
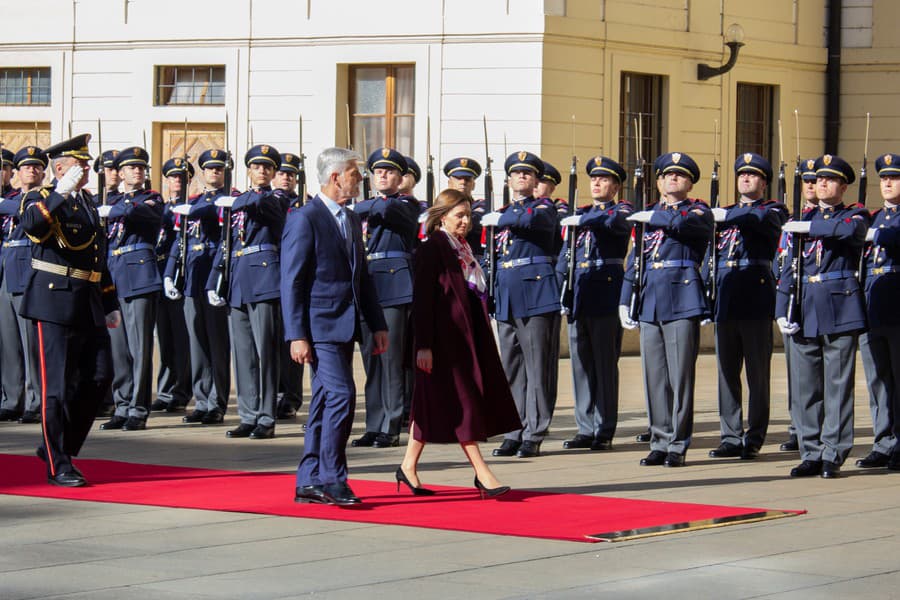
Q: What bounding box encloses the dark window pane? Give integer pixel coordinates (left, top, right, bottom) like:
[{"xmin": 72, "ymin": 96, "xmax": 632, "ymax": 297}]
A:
[
  {"xmin": 0, "ymin": 68, "xmax": 51, "ymax": 106},
  {"xmin": 155, "ymin": 66, "xmax": 225, "ymax": 106},
  {"xmin": 619, "ymin": 72, "xmax": 665, "ymax": 203},
  {"xmin": 735, "ymin": 83, "xmax": 774, "ymax": 161}
]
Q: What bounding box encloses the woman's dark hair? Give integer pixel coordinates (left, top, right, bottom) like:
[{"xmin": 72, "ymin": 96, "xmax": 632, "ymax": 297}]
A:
[{"xmin": 424, "ymin": 188, "xmax": 472, "ymax": 235}]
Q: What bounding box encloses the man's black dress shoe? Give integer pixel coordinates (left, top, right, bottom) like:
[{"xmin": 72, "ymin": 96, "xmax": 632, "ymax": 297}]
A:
[
  {"xmin": 183, "ymin": 410, "xmax": 207, "ymax": 424},
  {"xmin": 779, "ymin": 435, "xmax": 799, "ymax": 452},
  {"xmin": 492, "ymin": 439, "xmax": 521, "ymax": 457},
  {"xmin": 150, "ymin": 399, "xmax": 169, "ymax": 412},
  {"xmin": 821, "ymin": 460, "xmax": 841, "ymax": 479},
  {"xmin": 741, "ymin": 446, "xmax": 760, "ymax": 460},
  {"xmin": 888, "ymin": 453, "xmax": 900, "ymax": 471},
  {"xmin": 351, "ymin": 432, "xmax": 379, "ymax": 447},
  {"xmin": 373, "ymin": 433, "xmax": 399, "ymax": 448},
  {"xmin": 37, "ymin": 447, "xmax": 84, "ymax": 478},
  {"xmin": 201, "ymin": 410, "xmax": 225, "ymax": 425},
  {"xmin": 790, "ymin": 460, "xmax": 822, "ymax": 477},
  {"xmin": 855, "ymin": 451, "xmax": 890, "ymax": 468},
  {"xmin": 635, "ymin": 430, "xmax": 652, "ymax": 443},
  {"xmin": 664, "ymin": 452, "xmax": 685, "ymax": 467},
  {"xmin": 99, "ymin": 416, "xmax": 128, "ymax": 430},
  {"xmin": 640, "ymin": 450, "xmax": 667, "ymax": 466},
  {"xmin": 709, "ymin": 442, "xmax": 743, "ymax": 458},
  {"xmin": 122, "ymin": 417, "xmax": 146, "ymax": 431},
  {"xmin": 276, "ymin": 403, "xmax": 297, "ymax": 419},
  {"xmin": 18, "ymin": 411, "xmax": 41, "ymax": 424},
  {"xmin": 166, "ymin": 402, "xmax": 187, "ymax": 413},
  {"xmin": 563, "ymin": 434, "xmax": 593, "ymax": 449},
  {"xmin": 0, "ymin": 409, "xmax": 20, "ymax": 421},
  {"xmin": 48, "ymin": 470, "xmax": 87, "ymax": 487},
  {"xmin": 294, "ymin": 485, "xmax": 331, "ymax": 504},
  {"xmin": 249, "ymin": 424, "xmax": 274, "ymax": 439},
  {"xmin": 322, "ymin": 482, "xmax": 361, "ymax": 506},
  {"xmin": 516, "ymin": 440, "xmax": 541, "ymax": 458},
  {"xmin": 591, "ymin": 438, "xmax": 613, "ymax": 451},
  {"xmin": 226, "ymin": 423, "xmax": 255, "ymax": 438}
]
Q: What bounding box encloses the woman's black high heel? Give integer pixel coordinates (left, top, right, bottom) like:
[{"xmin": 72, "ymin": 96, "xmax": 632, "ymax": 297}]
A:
[
  {"xmin": 474, "ymin": 476, "xmax": 510, "ymax": 499},
  {"xmin": 395, "ymin": 467, "xmax": 436, "ymax": 496}
]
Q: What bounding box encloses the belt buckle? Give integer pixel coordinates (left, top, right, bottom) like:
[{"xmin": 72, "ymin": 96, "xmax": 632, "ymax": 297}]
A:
[
  {"xmin": 501, "ymin": 261, "xmax": 512, "ymax": 269},
  {"xmin": 809, "ymin": 274, "xmax": 821, "ymax": 283},
  {"xmin": 872, "ymin": 267, "xmax": 884, "ymax": 275},
  {"xmin": 651, "ymin": 262, "xmax": 662, "ymax": 269}
]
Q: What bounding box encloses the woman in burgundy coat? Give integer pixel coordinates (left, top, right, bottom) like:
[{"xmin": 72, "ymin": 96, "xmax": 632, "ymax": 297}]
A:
[{"xmin": 397, "ymin": 189, "xmax": 520, "ymax": 498}]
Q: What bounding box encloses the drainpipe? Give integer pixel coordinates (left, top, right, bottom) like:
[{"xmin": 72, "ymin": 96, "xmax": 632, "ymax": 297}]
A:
[{"xmin": 825, "ymin": 0, "xmax": 842, "ymax": 155}]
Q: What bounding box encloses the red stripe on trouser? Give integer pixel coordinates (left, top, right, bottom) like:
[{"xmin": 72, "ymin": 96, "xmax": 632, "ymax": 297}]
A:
[{"xmin": 37, "ymin": 321, "xmax": 54, "ymax": 477}]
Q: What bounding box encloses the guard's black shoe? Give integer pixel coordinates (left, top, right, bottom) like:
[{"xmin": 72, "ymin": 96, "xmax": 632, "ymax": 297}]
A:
[
  {"xmin": 779, "ymin": 435, "xmax": 799, "ymax": 452},
  {"xmin": 201, "ymin": 410, "xmax": 225, "ymax": 425},
  {"xmin": 887, "ymin": 452, "xmax": 900, "ymax": 471},
  {"xmin": 640, "ymin": 450, "xmax": 667, "ymax": 466},
  {"xmin": 821, "ymin": 460, "xmax": 841, "ymax": 479},
  {"xmin": 149, "ymin": 400, "xmax": 169, "ymax": 412},
  {"xmin": 226, "ymin": 423, "xmax": 255, "ymax": 438},
  {"xmin": 294, "ymin": 485, "xmax": 331, "ymax": 504},
  {"xmin": 122, "ymin": 417, "xmax": 147, "ymax": 431},
  {"xmin": 165, "ymin": 402, "xmax": 187, "ymax": 413},
  {"xmin": 322, "ymin": 482, "xmax": 361, "ymax": 506},
  {"xmin": 18, "ymin": 411, "xmax": 41, "ymax": 424},
  {"xmin": 591, "ymin": 438, "xmax": 613, "ymax": 451},
  {"xmin": 563, "ymin": 434, "xmax": 594, "ymax": 449},
  {"xmin": 99, "ymin": 416, "xmax": 128, "ymax": 430},
  {"xmin": 664, "ymin": 452, "xmax": 685, "ymax": 467},
  {"xmin": 492, "ymin": 439, "xmax": 521, "ymax": 457},
  {"xmin": 373, "ymin": 433, "xmax": 399, "ymax": 448},
  {"xmin": 0, "ymin": 409, "xmax": 21, "ymax": 421},
  {"xmin": 48, "ymin": 470, "xmax": 87, "ymax": 487},
  {"xmin": 635, "ymin": 430, "xmax": 652, "ymax": 443},
  {"xmin": 709, "ymin": 442, "xmax": 743, "ymax": 458},
  {"xmin": 183, "ymin": 410, "xmax": 207, "ymax": 423},
  {"xmin": 790, "ymin": 460, "xmax": 823, "ymax": 477},
  {"xmin": 741, "ymin": 446, "xmax": 761, "ymax": 460},
  {"xmin": 855, "ymin": 451, "xmax": 890, "ymax": 469},
  {"xmin": 351, "ymin": 432, "xmax": 379, "ymax": 447},
  {"xmin": 516, "ymin": 441, "xmax": 541, "ymax": 458},
  {"xmin": 276, "ymin": 404, "xmax": 297, "ymax": 420},
  {"xmin": 249, "ymin": 424, "xmax": 275, "ymax": 439}
]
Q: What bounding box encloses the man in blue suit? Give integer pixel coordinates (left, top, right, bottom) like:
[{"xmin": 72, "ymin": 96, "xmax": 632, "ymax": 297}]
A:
[{"xmin": 281, "ymin": 147, "xmax": 387, "ymax": 506}]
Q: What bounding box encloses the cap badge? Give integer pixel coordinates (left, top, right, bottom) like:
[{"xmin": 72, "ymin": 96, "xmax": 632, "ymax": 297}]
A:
[
  {"xmin": 886, "ymin": 154, "xmax": 893, "ymax": 166},
  {"xmin": 261, "ymin": 145, "xmax": 269, "ymax": 155},
  {"xmin": 381, "ymin": 148, "xmax": 390, "ymax": 158},
  {"xmin": 594, "ymin": 156, "xmax": 603, "ymax": 166},
  {"xmin": 210, "ymin": 150, "xmax": 219, "ymax": 158},
  {"xmin": 27, "ymin": 147, "xmax": 35, "ymax": 156},
  {"xmin": 823, "ymin": 154, "xmax": 832, "ymax": 166},
  {"xmin": 460, "ymin": 158, "xmax": 468, "ymax": 168},
  {"xmin": 743, "ymin": 153, "xmax": 753, "ymax": 164},
  {"xmin": 518, "ymin": 151, "xmax": 527, "ymax": 161},
  {"xmin": 806, "ymin": 159, "xmax": 815, "ymax": 170},
  {"xmin": 174, "ymin": 158, "xmax": 182, "ymax": 167},
  {"xmin": 134, "ymin": 148, "xmax": 142, "ymax": 158},
  {"xmin": 672, "ymin": 152, "xmax": 682, "ymax": 164},
  {"xmin": 285, "ymin": 154, "xmax": 293, "ymax": 162}
]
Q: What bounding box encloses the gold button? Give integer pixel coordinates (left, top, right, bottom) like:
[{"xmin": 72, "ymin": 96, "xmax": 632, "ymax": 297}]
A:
[
  {"xmin": 684, "ymin": 279, "xmax": 689, "ymax": 284},
  {"xmin": 262, "ymin": 261, "xmax": 268, "ymax": 267},
  {"xmin": 48, "ymin": 283, "xmax": 54, "ymax": 289},
  {"xmin": 760, "ymin": 278, "xmax": 765, "ymax": 284},
  {"xmin": 824, "ymin": 215, "xmax": 830, "ymax": 219},
  {"xmin": 93, "ymin": 244, "xmax": 98, "ymax": 250},
  {"xmin": 139, "ymin": 259, "xmax": 144, "ymax": 264},
  {"xmin": 607, "ymin": 277, "xmax": 612, "ymax": 282},
  {"xmin": 536, "ymin": 275, "xmax": 541, "ymax": 280},
  {"xmin": 94, "ymin": 257, "xmax": 98, "ymax": 263}
]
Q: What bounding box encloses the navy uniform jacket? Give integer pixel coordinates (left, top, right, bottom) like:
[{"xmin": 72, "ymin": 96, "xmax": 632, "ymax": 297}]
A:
[
  {"xmin": 466, "ymin": 198, "xmax": 487, "ymax": 258},
  {"xmin": 206, "ymin": 186, "xmax": 287, "ymax": 308},
  {"xmin": 864, "ymin": 204, "xmax": 900, "ymax": 329},
  {"xmin": 0, "ymin": 189, "xmax": 32, "ymax": 294},
  {"xmin": 18, "ymin": 186, "xmax": 117, "ymax": 327},
  {"xmin": 776, "ymin": 203, "xmax": 870, "ymax": 337},
  {"xmin": 713, "ymin": 199, "xmax": 788, "ymax": 321},
  {"xmin": 492, "ymin": 196, "xmax": 561, "ymax": 321},
  {"xmin": 619, "ymin": 199, "xmax": 714, "ymax": 322},
  {"xmin": 353, "ymin": 192, "xmax": 419, "ymax": 307},
  {"xmin": 555, "ymin": 200, "xmax": 633, "ymax": 320},
  {"xmin": 280, "ymin": 195, "xmax": 387, "ymax": 344},
  {"xmin": 106, "ymin": 189, "xmax": 164, "ymax": 299}
]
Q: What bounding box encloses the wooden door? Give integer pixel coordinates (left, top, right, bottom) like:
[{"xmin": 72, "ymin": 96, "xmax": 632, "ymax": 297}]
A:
[
  {"xmin": 155, "ymin": 122, "xmax": 225, "ymax": 197},
  {"xmin": 0, "ymin": 121, "xmax": 52, "ymax": 188}
]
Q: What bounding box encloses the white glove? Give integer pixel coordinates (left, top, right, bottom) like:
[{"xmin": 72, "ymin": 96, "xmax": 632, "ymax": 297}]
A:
[
  {"xmin": 627, "ymin": 210, "xmax": 653, "ymax": 223},
  {"xmin": 173, "ymin": 203, "xmax": 192, "ymax": 216},
  {"xmin": 96, "ymin": 205, "xmax": 112, "ymax": 218},
  {"xmin": 560, "ymin": 214, "xmax": 582, "ymax": 227},
  {"xmin": 480, "ymin": 211, "xmax": 502, "ymax": 227},
  {"xmin": 105, "ymin": 310, "xmax": 121, "ymax": 329},
  {"xmin": 55, "ymin": 164, "xmax": 84, "ymax": 196},
  {"xmin": 214, "ymin": 196, "xmax": 235, "ymax": 209},
  {"xmin": 207, "ymin": 290, "xmax": 227, "ymax": 307},
  {"xmin": 700, "ymin": 318, "xmax": 712, "ymax": 327},
  {"xmin": 711, "ymin": 207, "xmax": 727, "ymax": 222},
  {"xmin": 776, "ymin": 317, "xmax": 800, "ymax": 335},
  {"xmin": 163, "ymin": 277, "xmax": 182, "ymax": 301},
  {"xmin": 866, "ymin": 228, "xmax": 876, "ymax": 242},
  {"xmin": 618, "ymin": 305, "xmax": 638, "ymax": 330},
  {"xmin": 782, "ymin": 221, "xmax": 811, "ymax": 234}
]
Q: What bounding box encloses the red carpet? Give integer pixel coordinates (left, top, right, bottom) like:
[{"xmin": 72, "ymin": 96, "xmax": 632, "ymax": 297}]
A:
[{"xmin": 0, "ymin": 454, "xmax": 803, "ymax": 542}]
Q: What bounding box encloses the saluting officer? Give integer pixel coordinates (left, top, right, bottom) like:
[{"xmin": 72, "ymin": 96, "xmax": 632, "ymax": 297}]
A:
[
  {"xmin": 708, "ymin": 153, "xmax": 788, "ymax": 460},
  {"xmin": 97, "ymin": 147, "xmax": 164, "ymax": 431},
  {"xmin": 0, "ymin": 146, "xmax": 47, "ymax": 423},
  {"xmin": 150, "ymin": 158, "xmax": 193, "ymax": 413},
  {"xmin": 557, "ymin": 155, "xmax": 631, "ymax": 451},
  {"xmin": 483, "ymin": 151, "xmax": 562, "ymax": 459},
  {"xmin": 207, "ymin": 144, "xmax": 287, "ymax": 440},
  {"xmin": 351, "ymin": 148, "xmax": 418, "ymax": 449},
  {"xmin": 855, "ymin": 153, "xmax": 900, "ymax": 470},
  {"xmin": 777, "ymin": 155, "xmax": 870, "ymax": 478},
  {"xmin": 619, "ymin": 152, "xmax": 714, "ymax": 467},
  {"xmin": 165, "ymin": 149, "xmax": 233, "ymax": 425},
  {"xmin": 19, "ymin": 134, "xmax": 119, "ymax": 486},
  {"xmin": 444, "ymin": 157, "xmax": 485, "ymax": 260}
]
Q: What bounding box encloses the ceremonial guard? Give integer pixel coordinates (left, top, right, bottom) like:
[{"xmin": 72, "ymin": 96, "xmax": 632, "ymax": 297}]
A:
[
  {"xmin": 856, "ymin": 153, "xmax": 900, "ymax": 470},
  {"xmin": 619, "ymin": 152, "xmax": 713, "ymax": 467},
  {"xmin": 19, "ymin": 134, "xmax": 118, "ymax": 486},
  {"xmin": 557, "ymin": 156, "xmax": 631, "ymax": 451},
  {"xmin": 97, "ymin": 147, "xmax": 164, "ymax": 431},
  {"xmin": 150, "ymin": 158, "xmax": 193, "ymax": 413},
  {"xmin": 351, "ymin": 148, "xmax": 418, "ymax": 449},
  {"xmin": 0, "ymin": 147, "xmax": 47, "ymax": 423},
  {"xmin": 708, "ymin": 154, "xmax": 787, "ymax": 460},
  {"xmin": 273, "ymin": 152, "xmax": 304, "ymax": 419},
  {"xmin": 1, "ymin": 148, "xmax": 14, "ymax": 195},
  {"xmin": 777, "ymin": 155, "xmax": 869, "ymax": 478},
  {"xmin": 400, "ymin": 155, "xmax": 421, "ymax": 199},
  {"xmin": 92, "ymin": 150, "xmax": 120, "ymax": 205},
  {"xmin": 537, "ymin": 160, "xmax": 568, "ymax": 216},
  {"xmin": 444, "ymin": 157, "xmax": 485, "ymax": 260},
  {"xmin": 207, "ymin": 144, "xmax": 287, "ymax": 440},
  {"xmin": 483, "ymin": 151, "xmax": 562, "ymax": 459},
  {"xmin": 165, "ymin": 149, "xmax": 233, "ymax": 425}
]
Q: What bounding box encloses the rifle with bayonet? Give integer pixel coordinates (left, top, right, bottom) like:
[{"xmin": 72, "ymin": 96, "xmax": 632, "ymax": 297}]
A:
[
  {"xmin": 172, "ymin": 118, "xmax": 189, "ymax": 294},
  {"xmin": 298, "ymin": 114, "xmax": 307, "ymax": 204},
  {"xmin": 502, "ymin": 133, "xmax": 510, "ymax": 206},
  {"xmin": 560, "ymin": 115, "xmax": 578, "ymax": 315},
  {"xmin": 785, "ymin": 110, "xmax": 804, "ymax": 327},
  {"xmin": 213, "ymin": 113, "xmax": 233, "ymax": 299},
  {"xmin": 628, "ymin": 118, "xmax": 646, "ymax": 321},
  {"xmin": 777, "ymin": 119, "xmax": 787, "ymax": 204},
  {"xmin": 142, "ymin": 130, "xmax": 152, "ymax": 190},
  {"xmin": 361, "ymin": 125, "xmax": 371, "ymax": 199},
  {"xmin": 97, "ymin": 119, "xmax": 108, "ymax": 227},
  {"xmin": 705, "ymin": 120, "xmax": 720, "ymax": 307},
  {"xmin": 858, "ymin": 112, "xmax": 870, "ymax": 287},
  {"xmin": 483, "ymin": 116, "xmax": 497, "ymax": 315}
]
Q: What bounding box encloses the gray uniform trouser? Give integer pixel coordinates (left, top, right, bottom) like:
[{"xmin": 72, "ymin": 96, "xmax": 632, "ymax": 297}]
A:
[
  {"xmin": 155, "ymin": 295, "xmax": 191, "ymax": 407},
  {"xmin": 715, "ymin": 319, "xmax": 773, "ymax": 449},
  {"xmin": 230, "ymin": 300, "xmax": 279, "ymax": 428},
  {"xmin": 9, "ymin": 293, "xmax": 41, "ymax": 414},
  {"xmin": 640, "ymin": 318, "xmax": 700, "ymax": 455},
  {"xmin": 789, "ymin": 332, "xmax": 858, "ymax": 465},
  {"xmin": 498, "ymin": 312, "xmax": 559, "ymax": 443},
  {"xmin": 114, "ymin": 293, "xmax": 159, "ymax": 419},
  {"xmin": 0, "ymin": 290, "xmax": 24, "ymax": 412},
  {"xmin": 569, "ymin": 313, "xmax": 622, "ymax": 440},
  {"xmin": 361, "ymin": 304, "xmax": 410, "ymax": 436},
  {"xmin": 783, "ymin": 333, "xmax": 797, "ymax": 437},
  {"xmin": 860, "ymin": 326, "xmax": 900, "ymax": 456},
  {"xmin": 184, "ymin": 296, "xmax": 231, "ymax": 414},
  {"xmin": 108, "ymin": 307, "xmax": 134, "ymax": 412}
]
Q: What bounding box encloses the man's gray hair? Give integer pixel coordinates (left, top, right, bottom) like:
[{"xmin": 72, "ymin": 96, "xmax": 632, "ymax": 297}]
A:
[
  {"xmin": 316, "ymin": 147, "xmax": 361, "ymax": 185},
  {"xmin": 50, "ymin": 156, "xmax": 74, "ymax": 176}
]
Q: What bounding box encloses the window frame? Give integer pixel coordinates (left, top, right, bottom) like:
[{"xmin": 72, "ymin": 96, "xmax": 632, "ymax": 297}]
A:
[
  {"xmin": 618, "ymin": 71, "xmax": 666, "ymax": 203},
  {"xmin": 349, "ymin": 63, "xmax": 415, "ymax": 157},
  {"xmin": 0, "ymin": 67, "xmax": 51, "ymax": 106},
  {"xmin": 154, "ymin": 65, "xmax": 226, "ymax": 107},
  {"xmin": 735, "ymin": 82, "xmax": 776, "ymax": 164}
]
